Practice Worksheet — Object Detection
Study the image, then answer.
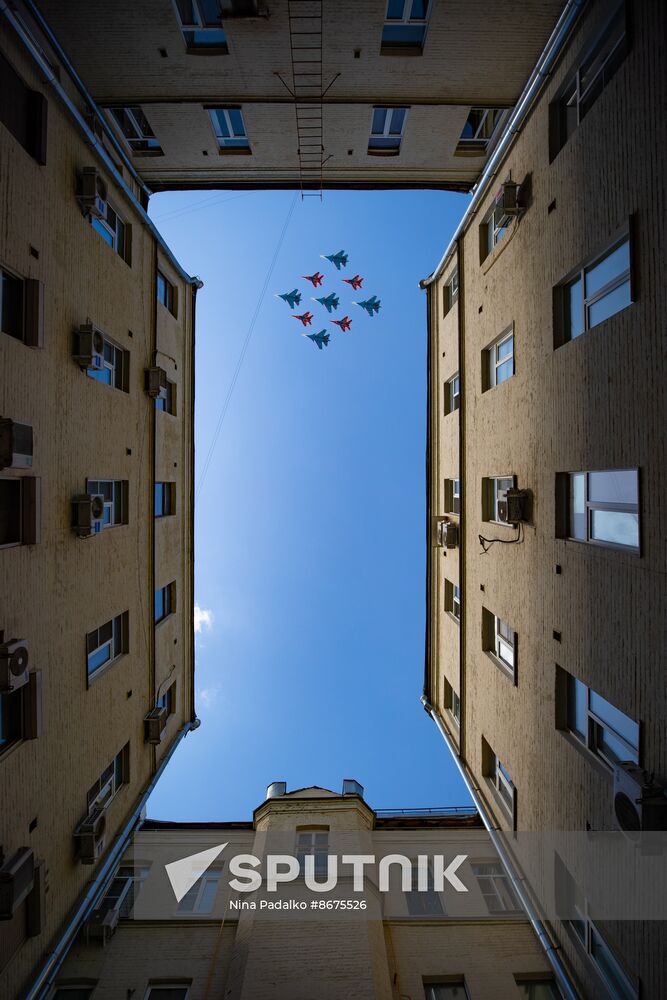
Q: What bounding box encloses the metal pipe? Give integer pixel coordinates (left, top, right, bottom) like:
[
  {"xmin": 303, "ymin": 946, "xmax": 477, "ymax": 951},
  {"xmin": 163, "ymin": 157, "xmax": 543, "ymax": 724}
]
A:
[
  {"xmin": 420, "ymin": 0, "xmax": 587, "ymax": 288},
  {"xmin": 421, "ymin": 697, "xmax": 579, "ymax": 1000},
  {"xmin": 24, "ymin": 719, "xmax": 200, "ymax": 1000},
  {"xmin": 0, "ymin": 0, "xmax": 197, "ymax": 286}
]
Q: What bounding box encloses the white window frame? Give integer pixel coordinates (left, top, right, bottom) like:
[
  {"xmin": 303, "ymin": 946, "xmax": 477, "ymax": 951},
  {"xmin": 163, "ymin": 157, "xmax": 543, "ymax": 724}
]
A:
[
  {"xmin": 382, "ymin": 0, "xmax": 431, "ymax": 50},
  {"xmin": 561, "ymin": 235, "xmax": 631, "ymax": 343},
  {"xmin": 484, "ymin": 475, "xmax": 514, "ymax": 522},
  {"xmin": 87, "ymin": 479, "xmax": 125, "ymax": 531},
  {"xmin": 486, "ymin": 328, "xmax": 514, "ymax": 388},
  {"xmin": 85, "ymin": 334, "xmax": 126, "ymax": 390},
  {"xmin": 564, "ymin": 671, "xmax": 639, "ymax": 768},
  {"xmin": 457, "ymin": 107, "xmax": 507, "ymax": 151},
  {"xmin": 108, "ymin": 106, "xmax": 162, "ymax": 153},
  {"xmin": 566, "ymin": 469, "xmax": 639, "ymax": 552},
  {"xmin": 87, "ymin": 746, "xmax": 126, "ymax": 811},
  {"xmin": 207, "ymin": 107, "xmax": 250, "ymax": 149},
  {"xmin": 368, "ymin": 106, "xmax": 408, "ymax": 153},
  {"xmin": 86, "ymin": 614, "xmax": 125, "ymax": 678},
  {"xmin": 494, "ymin": 615, "xmax": 515, "ymax": 671},
  {"xmin": 176, "ymin": 868, "xmax": 222, "ymax": 915},
  {"xmin": 405, "ymin": 858, "xmax": 444, "ymax": 916},
  {"xmin": 173, "ymin": 0, "xmax": 228, "ymax": 50},
  {"xmin": 444, "ymin": 268, "xmax": 459, "ymax": 314},
  {"xmin": 295, "ymin": 829, "xmax": 329, "ymax": 876},
  {"xmin": 471, "ymin": 861, "xmax": 522, "ymax": 915},
  {"xmin": 445, "ymin": 372, "xmax": 460, "ymax": 414},
  {"xmin": 486, "ymin": 746, "xmax": 514, "ymax": 819},
  {"xmin": 444, "ymin": 680, "xmax": 461, "ymax": 727},
  {"xmin": 91, "ymin": 201, "xmax": 127, "ymax": 259},
  {"xmin": 483, "ymin": 200, "xmax": 512, "ymax": 257},
  {"xmin": 99, "ymin": 864, "xmax": 150, "ymax": 918}
]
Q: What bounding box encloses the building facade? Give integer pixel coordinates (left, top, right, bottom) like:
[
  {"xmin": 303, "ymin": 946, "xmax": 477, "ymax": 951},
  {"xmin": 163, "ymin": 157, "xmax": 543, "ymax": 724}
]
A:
[
  {"xmin": 33, "ymin": 0, "xmax": 567, "ymax": 194},
  {"xmin": 422, "ymin": 1, "xmax": 666, "ymax": 997},
  {"xmin": 0, "ymin": 9, "xmax": 198, "ymax": 998},
  {"xmin": 54, "ymin": 781, "xmax": 558, "ymax": 1000}
]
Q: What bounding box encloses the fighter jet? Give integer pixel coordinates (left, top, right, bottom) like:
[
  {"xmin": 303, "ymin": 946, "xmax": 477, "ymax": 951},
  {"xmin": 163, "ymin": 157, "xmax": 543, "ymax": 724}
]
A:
[
  {"xmin": 342, "ymin": 275, "xmax": 363, "ymax": 291},
  {"xmin": 353, "ymin": 295, "xmax": 381, "ymax": 317},
  {"xmin": 304, "ymin": 330, "xmax": 330, "ymax": 350},
  {"xmin": 331, "ymin": 316, "xmax": 352, "ymax": 332},
  {"xmin": 313, "ymin": 292, "xmax": 339, "ymax": 314},
  {"xmin": 303, "ymin": 271, "xmax": 324, "ymax": 287},
  {"xmin": 321, "ymin": 250, "xmax": 348, "ymax": 271},
  {"xmin": 293, "ymin": 311, "xmax": 314, "ymax": 327},
  {"xmin": 276, "ymin": 289, "xmax": 302, "ymax": 309}
]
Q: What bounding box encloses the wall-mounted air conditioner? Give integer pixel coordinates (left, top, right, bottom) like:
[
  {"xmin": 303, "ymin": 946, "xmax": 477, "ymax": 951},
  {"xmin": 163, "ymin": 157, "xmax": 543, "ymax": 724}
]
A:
[
  {"xmin": 0, "ymin": 638, "xmax": 30, "ymax": 693},
  {"xmin": 144, "ymin": 706, "xmax": 168, "ymax": 744},
  {"xmin": 72, "ymin": 494, "xmax": 105, "ymax": 538},
  {"xmin": 0, "ymin": 419, "xmax": 33, "ymax": 471},
  {"xmin": 0, "ymin": 848, "xmax": 36, "ymax": 919},
  {"xmin": 74, "ymin": 805, "xmax": 107, "ymax": 864},
  {"xmin": 73, "ymin": 323, "xmax": 105, "ymax": 371},
  {"xmin": 437, "ymin": 519, "xmax": 458, "ymax": 549},
  {"xmin": 495, "ymin": 180, "xmax": 523, "ymax": 217},
  {"xmin": 145, "ymin": 367, "xmax": 168, "ymax": 401},
  {"xmin": 497, "ymin": 487, "xmax": 530, "ymax": 525},
  {"xmin": 77, "ymin": 167, "xmax": 108, "ymax": 219},
  {"xmin": 86, "ymin": 904, "xmax": 120, "ymax": 944},
  {"xmin": 614, "ymin": 763, "xmax": 667, "ymax": 834}
]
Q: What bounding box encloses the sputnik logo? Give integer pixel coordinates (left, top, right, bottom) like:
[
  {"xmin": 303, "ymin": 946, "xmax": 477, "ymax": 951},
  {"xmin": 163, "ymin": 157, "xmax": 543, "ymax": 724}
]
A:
[{"xmin": 165, "ymin": 843, "xmax": 227, "ymax": 903}]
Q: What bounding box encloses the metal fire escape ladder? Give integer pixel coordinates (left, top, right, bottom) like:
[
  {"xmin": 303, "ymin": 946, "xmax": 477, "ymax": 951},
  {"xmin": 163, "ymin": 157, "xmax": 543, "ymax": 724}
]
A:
[{"xmin": 287, "ymin": 0, "xmax": 324, "ymax": 199}]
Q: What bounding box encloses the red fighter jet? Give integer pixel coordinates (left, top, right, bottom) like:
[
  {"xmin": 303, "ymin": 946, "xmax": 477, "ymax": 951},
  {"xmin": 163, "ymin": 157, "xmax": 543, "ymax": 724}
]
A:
[
  {"xmin": 342, "ymin": 274, "xmax": 363, "ymax": 291},
  {"xmin": 303, "ymin": 271, "xmax": 324, "ymax": 287},
  {"xmin": 293, "ymin": 311, "xmax": 314, "ymax": 327},
  {"xmin": 331, "ymin": 316, "xmax": 352, "ymax": 332}
]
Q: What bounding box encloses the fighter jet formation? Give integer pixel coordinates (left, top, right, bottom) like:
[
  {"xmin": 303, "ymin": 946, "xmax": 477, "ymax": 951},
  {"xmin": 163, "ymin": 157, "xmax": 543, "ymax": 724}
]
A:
[{"xmin": 276, "ymin": 250, "xmax": 382, "ymax": 351}]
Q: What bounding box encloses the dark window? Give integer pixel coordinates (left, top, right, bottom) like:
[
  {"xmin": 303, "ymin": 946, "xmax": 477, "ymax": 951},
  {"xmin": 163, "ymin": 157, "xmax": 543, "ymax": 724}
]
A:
[
  {"xmin": 0, "ymin": 52, "xmax": 47, "ymax": 164},
  {"xmin": 381, "ymin": 0, "xmax": 430, "ymax": 54},
  {"xmin": 405, "ymin": 860, "xmax": 444, "ymax": 915},
  {"xmin": 86, "ymin": 613, "xmax": 127, "ymax": 679},
  {"xmin": 109, "ymin": 106, "xmax": 162, "ymax": 154},
  {"xmin": 155, "ymin": 583, "xmax": 175, "ymax": 623},
  {"xmin": 86, "ymin": 744, "xmax": 129, "ymax": 810},
  {"xmin": 156, "ymin": 379, "xmax": 176, "ymax": 414},
  {"xmin": 0, "ymin": 269, "xmax": 23, "ymax": 341},
  {"xmin": 368, "ymin": 107, "xmax": 407, "ymax": 154},
  {"xmin": 154, "ymin": 482, "xmax": 175, "ymax": 517},
  {"xmin": 456, "ymin": 108, "xmax": 506, "ymax": 152},
  {"xmin": 91, "ymin": 203, "xmax": 130, "ymax": 264},
  {"xmin": 0, "ymin": 688, "xmax": 24, "ymax": 751},
  {"xmin": 207, "ymin": 107, "xmax": 251, "ymax": 151},
  {"xmin": 157, "ymin": 270, "xmax": 177, "ymax": 315},
  {"xmin": 0, "ymin": 479, "xmax": 21, "ymax": 546},
  {"xmin": 175, "ymin": 0, "xmax": 229, "ymax": 51},
  {"xmin": 157, "ymin": 682, "xmax": 176, "ymax": 716}
]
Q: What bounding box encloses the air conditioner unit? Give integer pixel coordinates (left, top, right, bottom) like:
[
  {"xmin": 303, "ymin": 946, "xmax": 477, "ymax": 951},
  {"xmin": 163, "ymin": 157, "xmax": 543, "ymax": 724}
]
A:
[
  {"xmin": 0, "ymin": 848, "xmax": 35, "ymax": 919},
  {"xmin": 72, "ymin": 494, "xmax": 105, "ymax": 538},
  {"xmin": 0, "ymin": 419, "xmax": 33, "ymax": 471},
  {"xmin": 498, "ymin": 488, "xmax": 530, "ymax": 525},
  {"xmin": 437, "ymin": 519, "xmax": 458, "ymax": 548},
  {"xmin": 78, "ymin": 167, "xmax": 108, "ymax": 219},
  {"xmin": 613, "ymin": 763, "xmax": 667, "ymax": 835},
  {"xmin": 144, "ymin": 706, "xmax": 168, "ymax": 744},
  {"xmin": 495, "ymin": 180, "xmax": 522, "ymax": 217},
  {"xmin": 74, "ymin": 805, "xmax": 107, "ymax": 865},
  {"xmin": 0, "ymin": 638, "xmax": 30, "ymax": 693},
  {"xmin": 145, "ymin": 367, "xmax": 168, "ymax": 401},
  {"xmin": 86, "ymin": 903, "xmax": 120, "ymax": 943},
  {"xmin": 74, "ymin": 323, "xmax": 105, "ymax": 371}
]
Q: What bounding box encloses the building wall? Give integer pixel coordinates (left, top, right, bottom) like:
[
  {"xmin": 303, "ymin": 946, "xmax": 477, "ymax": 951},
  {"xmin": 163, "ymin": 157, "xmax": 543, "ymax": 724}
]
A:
[
  {"xmin": 426, "ymin": 1, "xmax": 667, "ymax": 996},
  {"xmin": 0, "ymin": 17, "xmax": 195, "ymax": 999}
]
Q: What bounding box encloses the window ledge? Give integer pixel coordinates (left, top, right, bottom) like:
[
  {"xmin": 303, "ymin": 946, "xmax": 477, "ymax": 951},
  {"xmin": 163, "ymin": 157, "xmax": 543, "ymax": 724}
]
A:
[
  {"xmin": 483, "ymin": 780, "xmax": 515, "ymax": 830},
  {"xmin": 481, "ymin": 219, "xmax": 518, "ymax": 273},
  {"xmin": 445, "ymin": 612, "xmax": 461, "ymax": 627},
  {"xmin": 218, "ymin": 147, "xmax": 252, "ymax": 156},
  {"xmin": 185, "ymin": 46, "xmax": 229, "ymax": 55},
  {"xmin": 557, "ymin": 729, "xmax": 614, "ymax": 781},
  {"xmin": 87, "ymin": 653, "xmax": 126, "ymax": 689},
  {"xmin": 367, "ymin": 148, "xmax": 401, "ymax": 157},
  {"xmin": 379, "ymin": 44, "xmax": 424, "ymax": 57},
  {"xmin": 484, "ymin": 650, "xmax": 516, "ymax": 684}
]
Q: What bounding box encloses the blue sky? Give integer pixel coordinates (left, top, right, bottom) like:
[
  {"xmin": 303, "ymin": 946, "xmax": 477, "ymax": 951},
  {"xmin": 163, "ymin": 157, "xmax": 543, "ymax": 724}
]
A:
[{"xmin": 146, "ymin": 188, "xmax": 472, "ymax": 820}]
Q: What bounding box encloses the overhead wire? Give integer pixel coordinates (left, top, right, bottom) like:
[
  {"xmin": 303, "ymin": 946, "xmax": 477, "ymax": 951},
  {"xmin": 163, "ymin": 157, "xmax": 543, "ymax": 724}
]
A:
[
  {"xmin": 151, "ymin": 189, "xmax": 258, "ymax": 224},
  {"xmin": 195, "ymin": 191, "xmax": 299, "ymax": 505}
]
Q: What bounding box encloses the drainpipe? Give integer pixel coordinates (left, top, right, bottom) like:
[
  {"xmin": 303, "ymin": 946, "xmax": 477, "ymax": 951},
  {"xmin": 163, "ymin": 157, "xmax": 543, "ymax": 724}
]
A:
[
  {"xmin": 421, "ymin": 697, "xmax": 579, "ymax": 1000},
  {"xmin": 0, "ymin": 0, "xmax": 195, "ymax": 286},
  {"xmin": 23, "ymin": 718, "xmax": 200, "ymax": 1000},
  {"xmin": 419, "ymin": 0, "xmax": 586, "ymax": 290}
]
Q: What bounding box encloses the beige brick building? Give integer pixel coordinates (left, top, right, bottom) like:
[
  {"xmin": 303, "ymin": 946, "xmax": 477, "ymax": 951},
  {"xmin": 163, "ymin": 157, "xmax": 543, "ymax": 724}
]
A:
[
  {"xmin": 0, "ymin": 9, "xmax": 197, "ymax": 999},
  {"xmin": 33, "ymin": 0, "xmax": 567, "ymax": 195},
  {"xmin": 422, "ymin": 1, "xmax": 667, "ymax": 997},
  {"xmin": 54, "ymin": 781, "xmax": 558, "ymax": 1000}
]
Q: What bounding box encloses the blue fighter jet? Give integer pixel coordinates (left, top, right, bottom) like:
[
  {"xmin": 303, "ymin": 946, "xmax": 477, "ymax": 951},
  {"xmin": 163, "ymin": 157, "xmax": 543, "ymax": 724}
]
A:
[
  {"xmin": 304, "ymin": 330, "xmax": 330, "ymax": 350},
  {"xmin": 313, "ymin": 292, "xmax": 339, "ymax": 314},
  {"xmin": 353, "ymin": 295, "xmax": 381, "ymax": 317},
  {"xmin": 321, "ymin": 250, "xmax": 348, "ymax": 271},
  {"xmin": 276, "ymin": 288, "xmax": 302, "ymax": 309}
]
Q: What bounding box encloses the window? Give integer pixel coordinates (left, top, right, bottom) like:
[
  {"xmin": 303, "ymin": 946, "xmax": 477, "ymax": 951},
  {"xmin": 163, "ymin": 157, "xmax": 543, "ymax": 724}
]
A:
[
  {"xmin": 484, "ymin": 328, "xmax": 514, "ymax": 388},
  {"xmin": 443, "ymin": 269, "xmax": 459, "ymax": 315},
  {"xmin": 86, "ymin": 744, "xmax": 128, "ymax": 811},
  {"xmin": 483, "ymin": 608, "xmax": 516, "ymax": 678},
  {"xmin": 483, "ymin": 739, "xmax": 515, "ymax": 820},
  {"xmin": 560, "ymin": 469, "xmax": 639, "ymax": 551},
  {"xmin": 174, "ymin": 0, "xmax": 228, "ymax": 51},
  {"xmin": 481, "ymin": 197, "xmax": 512, "ymax": 260},
  {"xmin": 86, "ymin": 612, "xmax": 128, "ymax": 679},
  {"xmin": 207, "ymin": 107, "xmax": 250, "ymax": 151},
  {"xmin": 91, "ymin": 202, "xmax": 130, "ymax": 263},
  {"xmin": 405, "ymin": 859, "xmax": 444, "ymax": 916},
  {"xmin": 444, "ymin": 373, "xmax": 460, "ymax": 415},
  {"xmin": 109, "ymin": 106, "xmax": 162, "ymax": 154},
  {"xmin": 368, "ymin": 107, "xmax": 407, "ymax": 155},
  {"xmin": 424, "ymin": 985, "xmax": 469, "ymax": 1000},
  {"xmin": 81, "ymin": 331, "xmax": 128, "ymax": 391},
  {"xmin": 444, "ymin": 680, "xmax": 460, "ymax": 727},
  {"xmin": 514, "ymin": 977, "xmax": 561, "ymax": 999},
  {"xmin": 86, "ymin": 480, "xmax": 128, "ymax": 531},
  {"xmin": 556, "ymin": 235, "xmax": 631, "ymax": 345},
  {"xmin": 456, "ymin": 108, "xmax": 506, "ymax": 153},
  {"xmin": 53, "ymin": 988, "xmax": 97, "ymax": 1000},
  {"xmin": 0, "ymin": 672, "xmax": 40, "ymax": 757},
  {"xmin": 157, "ymin": 270, "xmax": 177, "ymax": 316},
  {"xmin": 557, "ymin": 667, "xmax": 639, "ymax": 768},
  {"xmin": 157, "ymin": 682, "xmax": 176, "ymax": 716},
  {"xmin": 444, "ymin": 580, "xmax": 460, "ymax": 623},
  {"xmin": 444, "ymin": 478, "xmax": 460, "ymax": 516},
  {"xmin": 98, "ymin": 864, "xmax": 150, "ymax": 919},
  {"xmin": 551, "ymin": 4, "xmax": 627, "ymax": 157},
  {"xmin": 482, "ymin": 476, "xmax": 515, "ymax": 522},
  {"xmin": 156, "ymin": 378, "xmax": 176, "ymax": 415},
  {"xmin": 1, "ymin": 267, "xmax": 42, "ymax": 347},
  {"xmin": 154, "ymin": 482, "xmax": 176, "ymax": 518},
  {"xmin": 556, "ymin": 855, "xmax": 637, "ymax": 999},
  {"xmin": 177, "ymin": 868, "xmax": 222, "ymax": 914},
  {"xmin": 145, "ymin": 988, "xmax": 190, "ymax": 1000},
  {"xmin": 155, "ymin": 583, "xmax": 176, "ymax": 624},
  {"xmin": 295, "ymin": 829, "xmax": 329, "ymax": 876},
  {"xmin": 0, "ymin": 476, "xmax": 40, "ymax": 547},
  {"xmin": 472, "ymin": 861, "xmax": 522, "ymax": 914},
  {"xmin": 0, "ymin": 51, "xmax": 47, "ymax": 164},
  {"xmin": 381, "ymin": 1, "xmax": 430, "ymax": 54}
]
